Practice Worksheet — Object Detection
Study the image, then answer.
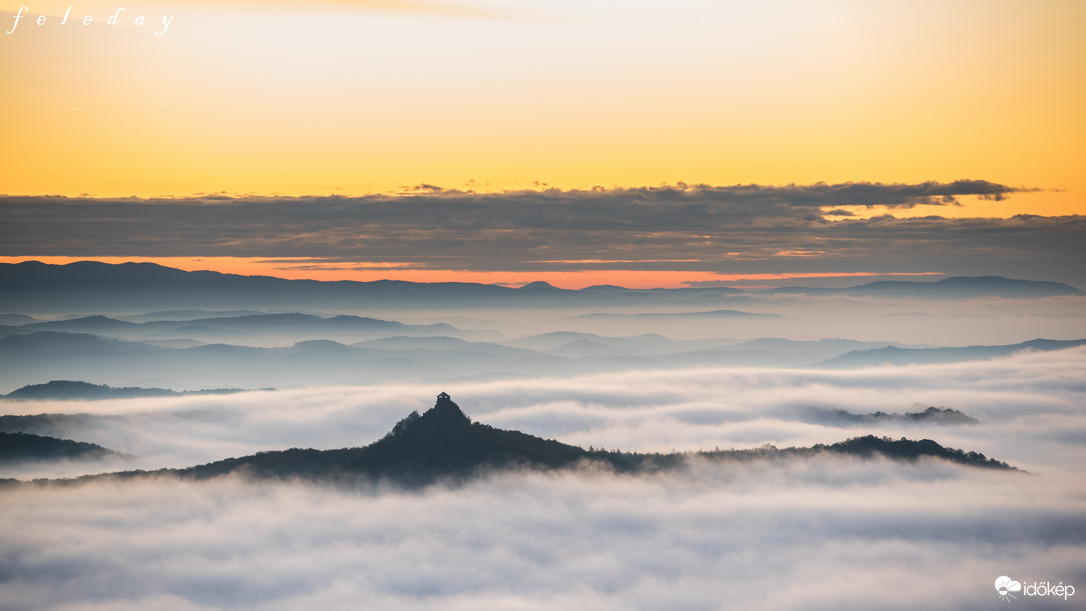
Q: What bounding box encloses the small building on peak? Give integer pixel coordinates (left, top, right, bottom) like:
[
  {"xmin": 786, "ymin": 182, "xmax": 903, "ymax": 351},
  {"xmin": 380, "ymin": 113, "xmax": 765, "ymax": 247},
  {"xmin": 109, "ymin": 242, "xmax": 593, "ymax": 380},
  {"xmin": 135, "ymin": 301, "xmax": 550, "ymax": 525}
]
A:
[{"xmin": 426, "ymin": 391, "xmax": 470, "ymax": 426}]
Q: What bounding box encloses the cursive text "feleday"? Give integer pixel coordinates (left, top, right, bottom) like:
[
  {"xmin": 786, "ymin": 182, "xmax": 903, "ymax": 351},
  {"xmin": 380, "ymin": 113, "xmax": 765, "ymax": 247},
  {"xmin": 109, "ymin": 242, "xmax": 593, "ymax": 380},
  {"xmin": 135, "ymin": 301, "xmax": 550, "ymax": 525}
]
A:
[{"xmin": 6, "ymin": 7, "xmax": 174, "ymax": 36}]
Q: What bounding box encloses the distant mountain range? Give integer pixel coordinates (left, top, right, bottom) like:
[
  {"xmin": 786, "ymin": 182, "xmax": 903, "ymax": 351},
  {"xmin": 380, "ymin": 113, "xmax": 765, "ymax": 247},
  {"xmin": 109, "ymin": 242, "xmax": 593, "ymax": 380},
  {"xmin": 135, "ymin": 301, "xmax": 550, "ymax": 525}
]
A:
[
  {"xmin": 0, "ymin": 314, "xmax": 37, "ymax": 326},
  {"xmin": 0, "ymin": 261, "xmax": 1079, "ymax": 314},
  {"xmin": 799, "ymin": 406, "xmax": 980, "ymax": 426},
  {"xmin": 38, "ymin": 393, "xmax": 1015, "ymax": 488},
  {"xmin": 567, "ymin": 309, "xmax": 781, "ymax": 322},
  {"xmin": 0, "ymin": 261, "xmax": 727, "ymax": 313},
  {"xmin": 1, "ymin": 327, "xmax": 1081, "ymax": 392},
  {"xmin": 771, "ymin": 275, "xmax": 1083, "ymax": 299},
  {"xmin": 0, "ymin": 330, "xmax": 565, "ymax": 391},
  {"xmin": 816, "ymin": 338, "xmax": 1086, "ymax": 368},
  {"xmin": 2, "ymin": 380, "xmax": 257, "ymax": 401},
  {"xmin": 1, "ymin": 312, "xmax": 497, "ymax": 345}
]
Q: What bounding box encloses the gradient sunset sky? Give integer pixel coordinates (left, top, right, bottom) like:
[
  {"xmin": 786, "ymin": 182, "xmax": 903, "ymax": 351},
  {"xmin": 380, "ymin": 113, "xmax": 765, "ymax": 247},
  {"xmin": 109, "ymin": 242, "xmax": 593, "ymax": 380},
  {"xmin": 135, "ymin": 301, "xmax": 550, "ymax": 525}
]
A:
[{"xmin": 2, "ymin": 0, "xmax": 1083, "ymax": 287}]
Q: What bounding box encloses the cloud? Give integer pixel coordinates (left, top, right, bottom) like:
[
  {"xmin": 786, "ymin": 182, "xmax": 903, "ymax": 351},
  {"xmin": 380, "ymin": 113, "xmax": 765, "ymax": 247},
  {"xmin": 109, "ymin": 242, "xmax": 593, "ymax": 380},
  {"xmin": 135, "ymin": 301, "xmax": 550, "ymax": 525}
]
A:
[
  {"xmin": 1, "ymin": 460, "xmax": 1083, "ymax": 610},
  {"xmin": 1, "ymin": 349, "xmax": 1084, "ymax": 609},
  {"xmin": 5, "ymin": 347, "xmax": 1085, "ymax": 477},
  {"xmin": 2, "ymin": 183, "xmax": 1081, "ymax": 286}
]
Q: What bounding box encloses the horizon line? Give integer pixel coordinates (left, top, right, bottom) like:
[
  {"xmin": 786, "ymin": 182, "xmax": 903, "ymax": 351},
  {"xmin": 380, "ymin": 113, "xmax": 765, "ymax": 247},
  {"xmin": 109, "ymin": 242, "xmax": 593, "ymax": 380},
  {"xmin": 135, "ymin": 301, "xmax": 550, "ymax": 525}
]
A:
[{"xmin": 0, "ymin": 257, "xmax": 952, "ymax": 291}]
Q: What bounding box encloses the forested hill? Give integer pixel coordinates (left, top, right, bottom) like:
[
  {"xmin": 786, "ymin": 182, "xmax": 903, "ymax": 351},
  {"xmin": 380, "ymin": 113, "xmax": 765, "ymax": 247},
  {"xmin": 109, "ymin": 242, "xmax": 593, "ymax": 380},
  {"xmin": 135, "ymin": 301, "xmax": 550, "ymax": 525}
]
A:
[{"xmin": 45, "ymin": 393, "xmax": 1015, "ymax": 488}]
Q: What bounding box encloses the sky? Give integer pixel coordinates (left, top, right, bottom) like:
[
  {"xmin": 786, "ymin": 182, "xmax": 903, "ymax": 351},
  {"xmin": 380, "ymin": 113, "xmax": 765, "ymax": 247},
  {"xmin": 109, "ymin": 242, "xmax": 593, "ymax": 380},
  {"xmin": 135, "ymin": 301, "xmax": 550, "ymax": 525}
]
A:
[
  {"xmin": 3, "ymin": 5, "xmax": 1085, "ymax": 604},
  {"xmin": 1, "ymin": 0, "xmax": 1084, "ymax": 287}
]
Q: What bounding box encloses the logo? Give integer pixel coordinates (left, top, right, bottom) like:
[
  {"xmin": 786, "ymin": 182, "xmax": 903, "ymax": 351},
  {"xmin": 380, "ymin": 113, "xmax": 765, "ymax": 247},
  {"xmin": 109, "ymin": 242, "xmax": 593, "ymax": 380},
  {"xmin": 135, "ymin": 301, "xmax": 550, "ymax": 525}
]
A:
[
  {"xmin": 995, "ymin": 576, "xmax": 1075, "ymax": 603},
  {"xmin": 995, "ymin": 576, "xmax": 1021, "ymax": 602}
]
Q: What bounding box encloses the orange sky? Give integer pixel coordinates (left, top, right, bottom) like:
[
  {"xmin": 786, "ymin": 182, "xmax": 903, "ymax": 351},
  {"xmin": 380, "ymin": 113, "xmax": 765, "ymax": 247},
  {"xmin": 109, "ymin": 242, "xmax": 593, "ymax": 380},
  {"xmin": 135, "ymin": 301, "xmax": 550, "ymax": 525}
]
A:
[
  {"xmin": 0, "ymin": 256, "xmax": 950, "ymax": 289},
  {"xmin": 2, "ymin": 1, "xmax": 1083, "ymax": 289},
  {"xmin": 2, "ymin": 0, "xmax": 1084, "ymax": 216}
]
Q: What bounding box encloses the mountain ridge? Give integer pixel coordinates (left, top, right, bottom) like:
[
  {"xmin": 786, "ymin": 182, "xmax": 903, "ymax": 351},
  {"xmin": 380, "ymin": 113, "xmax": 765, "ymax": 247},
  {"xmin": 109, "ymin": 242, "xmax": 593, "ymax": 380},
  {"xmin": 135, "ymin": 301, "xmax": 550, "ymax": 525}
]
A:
[
  {"xmin": 4, "ymin": 330, "xmax": 1083, "ymax": 393},
  {"xmin": 2, "ymin": 380, "xmax": 260, "ymax": 401},
  {"xmin": 1, "ymin": 262, "xmax": 1079, "ymax": 314},
  {"xmin": 0, "ymin": 431, "xmax": 124, "ymax": 463},
  {"xmin": 25, "ymin": 393, "xmax": 1019, "ymax": 488},
  {"xmin": 817, "ymin": 338, "xmax": 1086, "ymax": 368},
  {"xmin": 772, "ymin": 275, "xmax": 1082, "ymax": 298}
]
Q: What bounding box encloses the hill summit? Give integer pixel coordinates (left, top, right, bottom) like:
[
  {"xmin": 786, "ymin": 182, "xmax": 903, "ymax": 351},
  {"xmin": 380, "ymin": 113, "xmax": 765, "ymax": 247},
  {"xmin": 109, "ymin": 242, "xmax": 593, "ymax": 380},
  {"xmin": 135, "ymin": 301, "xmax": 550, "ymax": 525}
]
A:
[
  {"xmin": 421, "ymin": 391, "xmax": 472, "ymax": 427},
  {"xmin": 347, "ymin": 391, "xmax": 589, "ymax": 483},
  {"xmin": 171, "ymin": 393, "xmax": 590, "ymax": 486}
]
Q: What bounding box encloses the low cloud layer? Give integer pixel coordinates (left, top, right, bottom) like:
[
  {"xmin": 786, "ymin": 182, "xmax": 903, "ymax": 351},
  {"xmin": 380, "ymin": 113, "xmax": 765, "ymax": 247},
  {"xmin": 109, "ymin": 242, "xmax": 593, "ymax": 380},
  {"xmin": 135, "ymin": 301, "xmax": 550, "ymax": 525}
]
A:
[
  {"xmin": 4, "ymin": 347, "xmax": 1084, "ymax": 477},
  {"xmin": 1, "ymin": 349, "xmax": 1084, "ymax": 609},
  {"xmin": 1, "ymin": 458, "xmax": 1082, "ymax": 610},
  {"xmin": 2, "ymin": 183, "xmax": 1081, "ymax": 285}
]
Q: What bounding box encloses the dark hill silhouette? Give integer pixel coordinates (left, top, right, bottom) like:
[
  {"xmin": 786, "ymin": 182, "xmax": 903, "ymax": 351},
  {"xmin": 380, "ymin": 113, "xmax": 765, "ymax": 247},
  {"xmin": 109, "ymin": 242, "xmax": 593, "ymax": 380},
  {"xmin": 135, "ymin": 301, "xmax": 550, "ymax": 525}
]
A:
[
  {"xmin": 177, "ymin": 393, "xmax": 589, "ymax": 486},
  {"xmin": 817, "ymin": 435, "xmax": 994, "ymax": 463},
  {"xmin": 0, "ymin": 431, "xmax": 122, "ymax": 463},
  {"xmin": 0, "ymin": 413, "xmax": 103, "ymax": 436},
  {"xmin": 801, "ymin": 406, "xmax": 979, "ymax": 426},
  {"xmin": 2, "ymin": 380, "xmax": 255, "ymax": 400},
  {"xmin": 58, "ymin": 393, "xmax": 1017, "ymax": 488}
]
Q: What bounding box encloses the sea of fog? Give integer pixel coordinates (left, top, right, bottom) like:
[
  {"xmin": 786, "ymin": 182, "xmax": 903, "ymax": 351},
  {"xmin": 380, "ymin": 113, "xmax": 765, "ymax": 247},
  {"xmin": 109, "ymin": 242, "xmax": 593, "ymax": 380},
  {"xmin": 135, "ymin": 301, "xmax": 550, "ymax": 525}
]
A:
[{"xmin": 1, "ymin": 348, "xmax": 1085, "ymax": 609}]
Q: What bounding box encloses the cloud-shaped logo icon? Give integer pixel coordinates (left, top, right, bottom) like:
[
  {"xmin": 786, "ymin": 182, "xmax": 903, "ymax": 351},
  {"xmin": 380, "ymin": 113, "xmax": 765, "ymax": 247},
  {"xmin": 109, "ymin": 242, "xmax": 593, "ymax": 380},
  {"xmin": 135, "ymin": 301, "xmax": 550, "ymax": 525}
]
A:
[{"xmin": 996, "ymin": 576, "xmax": 1022, "ymax": 602}]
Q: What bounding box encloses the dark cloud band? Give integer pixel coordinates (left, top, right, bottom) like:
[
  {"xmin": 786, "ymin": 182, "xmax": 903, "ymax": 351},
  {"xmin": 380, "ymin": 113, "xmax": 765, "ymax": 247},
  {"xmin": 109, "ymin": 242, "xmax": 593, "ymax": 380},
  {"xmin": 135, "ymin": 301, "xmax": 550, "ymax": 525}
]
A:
[{"xmin": 1, "ymin": 181, "xmax": 1081, "ymax": 284}]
